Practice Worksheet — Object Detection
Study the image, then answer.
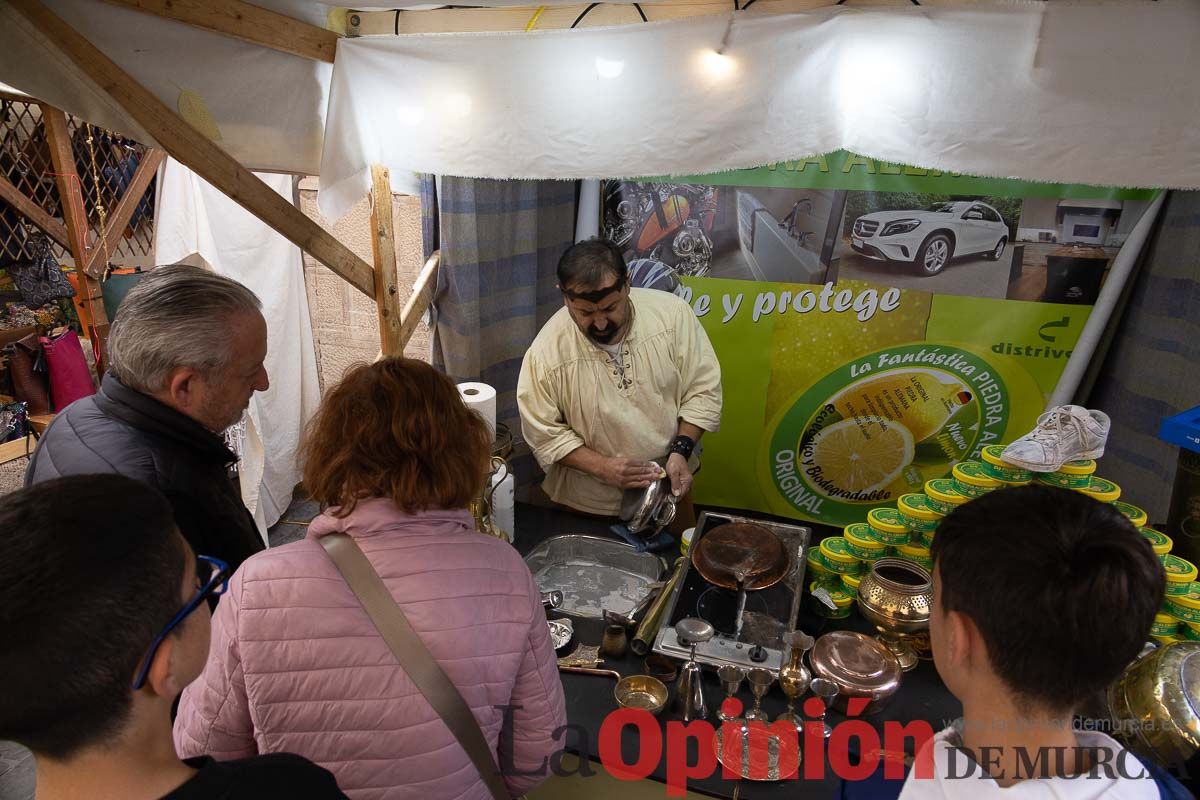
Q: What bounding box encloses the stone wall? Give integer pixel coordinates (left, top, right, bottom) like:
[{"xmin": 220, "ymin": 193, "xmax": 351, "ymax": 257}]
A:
[{"xmin": 297, "ymin": 177, "xmax": 431, "ymax": 391}]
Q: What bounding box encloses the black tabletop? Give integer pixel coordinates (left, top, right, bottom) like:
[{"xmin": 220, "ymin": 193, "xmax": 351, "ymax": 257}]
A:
[{"xmin": 514, "ymin": 504, "xmax": 963, "ymax": 800}]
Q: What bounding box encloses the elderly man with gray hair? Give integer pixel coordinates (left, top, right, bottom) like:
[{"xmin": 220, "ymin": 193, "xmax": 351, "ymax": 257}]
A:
[{"xmin": 26, "ymin": 264, "xmax": 269, "ymax": 571}]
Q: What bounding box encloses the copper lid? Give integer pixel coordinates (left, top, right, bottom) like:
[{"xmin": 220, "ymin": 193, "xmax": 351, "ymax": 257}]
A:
[{"xmin": 810, "ymin": 630, "xmax": 902, "ymax": 700}]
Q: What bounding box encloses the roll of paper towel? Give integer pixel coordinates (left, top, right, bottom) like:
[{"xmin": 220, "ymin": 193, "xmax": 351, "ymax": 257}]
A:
[{"xmin": 457, "ymin": 382, "xmax": 496, "ymax": 438}]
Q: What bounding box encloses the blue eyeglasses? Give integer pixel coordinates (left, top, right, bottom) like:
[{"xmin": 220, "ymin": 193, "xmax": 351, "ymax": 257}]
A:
[{"xmin": 131, "ymin": 554, "xmax": 229, "ymax": 691}]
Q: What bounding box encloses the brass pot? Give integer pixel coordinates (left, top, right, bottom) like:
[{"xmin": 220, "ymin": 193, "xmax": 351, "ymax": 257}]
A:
[
  {"xmin": 856, "ymin": 558, "xmax": 933, "ymax": 672},
  {"xmin": 615, "ymin": 674, "xmax": 669, "ymax": 715},
  {"xmin": 1107, "ymin": 641, "xmax": 1200, "ymax": 767}
]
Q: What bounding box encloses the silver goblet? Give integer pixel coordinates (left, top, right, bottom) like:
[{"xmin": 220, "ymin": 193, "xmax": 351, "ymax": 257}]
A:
[{"xmin": 717, "ymin": 664, "xmax": 747, "ymax": 723}]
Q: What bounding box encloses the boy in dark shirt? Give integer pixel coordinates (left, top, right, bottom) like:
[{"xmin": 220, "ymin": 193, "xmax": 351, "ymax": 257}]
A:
[{"xmin": 0, "ymin": 475, "xmax": 347, "ymax": 800}]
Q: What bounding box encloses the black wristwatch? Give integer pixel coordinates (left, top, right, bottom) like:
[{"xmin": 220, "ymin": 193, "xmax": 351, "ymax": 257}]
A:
[{"xmin": 668, "ymin": 435, "xmax": 696, "ymax": 460}]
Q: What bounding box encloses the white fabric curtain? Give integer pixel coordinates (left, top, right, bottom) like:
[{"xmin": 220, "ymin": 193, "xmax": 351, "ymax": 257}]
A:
[
  {"xmin": 319, "ymin": 1, "xmax": 1200, "ymax": 222},
  {"xmin": 154, "ymin": 158, "xmax": 321, "ymax": 539}
]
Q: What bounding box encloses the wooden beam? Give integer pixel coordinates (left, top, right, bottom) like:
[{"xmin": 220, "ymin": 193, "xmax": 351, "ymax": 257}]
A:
[
  {"xmin": 0, "ymin": 89, "xmax": 33, "ymax": 104},
  {"xmin": 98, "ymin": 0, "xmax": 338, "ymax": 63},
  {"xmin": 398, "ymin": 251, "xmax": 439, "ymax": 351},
  {"xmin": 41, "ymin": 106, "xmax": 93, "ymax": 264},
  {"xmin": 84, "ymin": 148, "xmax": 165, "ymax": 277},
  {"xmin": 368, "ymin": 165, "xmax": 405, "ymax": 356},
  {"xmin": 0, "ymin": 434, "xmax": 36, "ymax": 467},
  {"xmin": 0, "ymin": 172, "xmax": 71, "ymax": 250},
  {"xmin": 42, "ymin": 104, "xmax": 112, "ymax": 374},
  {"xmin": 10, "ymin": 0, "xmax": 377, "ymax": 299}
]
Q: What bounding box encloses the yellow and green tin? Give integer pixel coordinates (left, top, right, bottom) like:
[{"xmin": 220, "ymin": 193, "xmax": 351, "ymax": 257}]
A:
[
  {"xmin": 1153, "ymin": 612, "xmax": 1181, "ymax": 638},
  {"xmin": 1036, "ymin": 459, "xmax": 1097, "ymax": 490},
  {"xmin": 897, "ymin": 494, "xmax": 943, "ymax": 534},
  {"xmin": 895, "ymin": 542, "xmax": 934, "ymax": 571},
  {"xmin": 819, "ymin": 537, "xmax": 865, "ymax": 575},
  {"xmin": 1140, "ymin": 527, "xmax": 1173, "ymax": 560},
  {"xmin": 844, "ymin": 523, "xmax": 888, "ymax": 561},
  {"xmin": 1151, "ymin": 633, "xmax": 1183, "ymax": 647},
  {"xmin": 841, "ymin": 571, "xmax": 863, "ymax": 594},
  {"xmin": 867, "ymin": 507, "xmax": 912, "ymax": 546},
  {"xmin": 924, "ymin": 478, "xmax": 968, "ymax": 516},
  {"xmin": 807, "ymin": 548, "xmax": 833, "ymax": 579},
  {"xmin": 980, "ymin": 445, "xmax": 1034, "ymax": 484},
  {"xmin": 1078, "ymin": 476, "xmax": 1121, "ymax": 504},
  {"xmin": 810, "ymin": 581, "xmax": 855, "ymax": 619},
  {"xmin": 952, "ymin": 461, "xmax": 1001, "ymax": 498},
  {"xmin": 1183, "ymin": 624, "xmax": 1200, "ymax": 643},
  {"xmin": 1164, "ymin": 583, "xmax": 1200, "ymax": 624},
  {"xmin": 1162, "ymin": 555, "xmax": 1198, "ymax": 597},
  {"xmin": 1112, "ymin": 501, "xmax": 1148, "ymax": 529}
]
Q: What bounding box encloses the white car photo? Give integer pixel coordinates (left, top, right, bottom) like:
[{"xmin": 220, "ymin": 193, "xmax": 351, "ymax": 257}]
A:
[{"xmin": 850, "ymin": 201, "xmax": 1009, "ymax": 276}]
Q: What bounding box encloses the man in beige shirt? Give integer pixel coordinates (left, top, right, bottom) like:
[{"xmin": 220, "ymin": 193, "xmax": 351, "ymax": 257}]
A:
[{"xmin": 517, "ymin": 239, "xmax": 723, "ymax": 520}]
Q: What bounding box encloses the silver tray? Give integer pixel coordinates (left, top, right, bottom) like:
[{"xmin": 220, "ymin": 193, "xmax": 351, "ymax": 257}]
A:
[{"xmin": 524, "ymin": 535, "xmax": 666, "ymax": 620}]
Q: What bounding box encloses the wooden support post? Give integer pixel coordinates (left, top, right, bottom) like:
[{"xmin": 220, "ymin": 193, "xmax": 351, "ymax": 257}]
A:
[
  {"xmin": 83, "ymin": 148, "xmax": 165, "ymax": 277},
  {"xmin": 11, "ymin": 0, "xmax": 377, "ymax": 299},
  {"xmin": 0, "ymin": 172, "xmax": 71, "ymax": 250},
  {"xmin": 397, "ymin": 251, "xmax": 440, "ymax": 351},
  {"xmin": 368, "ymin": 165, "xmax": 404, "ymax": 356},
  {"xmin": 42, "ymin": 104, "xmax": 112, "ymax": 373},
  {"xmin": 98, "ymin": 0, "xmax": 338, "ymax": 63}
]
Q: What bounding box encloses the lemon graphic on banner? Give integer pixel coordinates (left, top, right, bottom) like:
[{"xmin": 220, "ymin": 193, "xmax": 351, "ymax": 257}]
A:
[
  {"xmin": 830, "ymin": 370, "xmax": 973, "ymax": 443},
  {"xmin": 807, "ymin": 418, "xmax": 915, "ymax": 495}
]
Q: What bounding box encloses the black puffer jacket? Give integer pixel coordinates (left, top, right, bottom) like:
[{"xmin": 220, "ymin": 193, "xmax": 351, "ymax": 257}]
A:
[{"xmin": 25, "ymin": 374, "xmax": 265, "ymax": 571}]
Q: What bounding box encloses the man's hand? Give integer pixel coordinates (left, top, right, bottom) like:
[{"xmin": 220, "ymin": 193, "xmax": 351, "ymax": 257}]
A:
[
  {"xmin": 665, "ymin": 452, "xmax": 693, "ymax": 498},
  {"xmin": 599, "ymin": 457, "xmax": 663, "ymax": 489}
]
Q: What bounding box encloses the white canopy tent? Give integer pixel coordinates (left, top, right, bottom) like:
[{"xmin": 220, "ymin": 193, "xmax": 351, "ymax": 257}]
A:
[
  {"xmin": 1, "ymin": 0, "xmax": 1198, "ymax": 217},
  {"xmin": 0, "ymin": 0, "xmax": 1197, "ymax": 527}
]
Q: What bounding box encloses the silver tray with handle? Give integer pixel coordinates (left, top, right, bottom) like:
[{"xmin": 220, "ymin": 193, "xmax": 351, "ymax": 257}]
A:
[{"xmin": 525, "ymin": 534, "xmax": 667, "ymax": 620}]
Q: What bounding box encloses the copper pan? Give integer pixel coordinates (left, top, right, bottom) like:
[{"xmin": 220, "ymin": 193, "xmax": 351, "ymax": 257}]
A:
[{"xmin": 691, "ymin": 523, "xmax": 788, "ymax": 591}]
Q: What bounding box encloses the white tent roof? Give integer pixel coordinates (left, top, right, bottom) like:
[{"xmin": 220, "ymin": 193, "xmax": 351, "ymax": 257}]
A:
[{"xmin": 2, "ymin": 0, "xmax": 1199, "ymax": 223}]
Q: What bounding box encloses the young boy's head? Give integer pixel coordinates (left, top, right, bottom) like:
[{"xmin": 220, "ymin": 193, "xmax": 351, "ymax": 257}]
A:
[
  {"xmin": 0, "ymin": 475, "xmax": 214, "ymax": 760},
  {"xmin": 929, "ymin": 483, "xmax": 1164, "ymax": 716}
]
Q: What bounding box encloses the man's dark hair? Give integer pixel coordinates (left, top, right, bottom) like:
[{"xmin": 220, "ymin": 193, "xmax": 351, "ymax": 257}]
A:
[
  {"xmin": 931, "ymin": 483, "xmax": 1163, "ymax": 712},
  {"xmin": 557, "ymin": 238, "xmax": 628, "ymax": 300},
  {"xmin": 0, "ymin": 475, "xmax": 184, "ymax": 759}
]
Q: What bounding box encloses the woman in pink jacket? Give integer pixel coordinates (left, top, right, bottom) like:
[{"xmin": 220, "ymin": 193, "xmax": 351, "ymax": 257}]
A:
[{"xmin": 175, "ymin": 358, "xmax": 567, "ymax": 799}]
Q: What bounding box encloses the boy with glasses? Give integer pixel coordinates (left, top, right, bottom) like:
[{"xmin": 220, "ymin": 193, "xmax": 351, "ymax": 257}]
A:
[{"xmin": 0, "ymin": 475, "xmax": 347, "ymax": 799}]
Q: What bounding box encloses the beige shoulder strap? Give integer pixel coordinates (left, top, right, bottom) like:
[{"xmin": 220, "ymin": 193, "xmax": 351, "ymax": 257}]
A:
[{"xmin": 319, "ymin": 532, "xmax": 510, "ymax": 800}]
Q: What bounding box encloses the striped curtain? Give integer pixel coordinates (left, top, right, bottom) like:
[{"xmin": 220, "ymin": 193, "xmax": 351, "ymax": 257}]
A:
[
  {"xmin": 425, "ymin": 176, "xmax": 577, "ymax": 489},
  {"xmin": 1084, "ymin": 190, "xmax": 1200, "ymax": 522}
]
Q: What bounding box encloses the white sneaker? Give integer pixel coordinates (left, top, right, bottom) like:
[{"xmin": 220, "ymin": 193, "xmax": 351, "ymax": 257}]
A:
[{"xmin": 1001, "ymin": 405, "xmax": 1111, "ymax": 472}]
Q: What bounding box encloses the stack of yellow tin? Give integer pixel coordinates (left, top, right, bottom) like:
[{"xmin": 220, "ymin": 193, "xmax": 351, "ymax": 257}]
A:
[{"xmin": 801, "ymin": 441, "xmax": 1198, "ymax": 643}]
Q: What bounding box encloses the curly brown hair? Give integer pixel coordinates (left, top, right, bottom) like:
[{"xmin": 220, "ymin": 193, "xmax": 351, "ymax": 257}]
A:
[{"xmin": 301, "ymin": 358, "xmax": 491, "ymax": 516}]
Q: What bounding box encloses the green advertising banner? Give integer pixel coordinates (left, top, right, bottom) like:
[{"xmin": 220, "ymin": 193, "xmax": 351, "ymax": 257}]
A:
[{"xmin": 604, "ymin": 153, "xmax": 1157, "ymax": 527}]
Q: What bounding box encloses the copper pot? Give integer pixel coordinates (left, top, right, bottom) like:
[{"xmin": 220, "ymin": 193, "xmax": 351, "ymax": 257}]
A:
[
  {"xmin": 809, "ymin": 630, "xmax": 902, "ymax": 715},
  {"xmin": 1107, "ymin": 641, "xmax": 1200, "ymax": 767}
]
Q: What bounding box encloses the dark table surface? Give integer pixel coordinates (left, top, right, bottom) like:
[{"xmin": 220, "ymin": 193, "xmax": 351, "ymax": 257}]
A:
[{"xmin": 514, "ymin": 504, "xmax": 962, "ymax": 800}]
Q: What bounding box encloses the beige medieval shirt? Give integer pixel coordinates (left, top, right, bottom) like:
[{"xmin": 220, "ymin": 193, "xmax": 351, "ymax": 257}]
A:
[{"xmin": 517, "ymin": 288, "xmax": 723, "ymax": 516}]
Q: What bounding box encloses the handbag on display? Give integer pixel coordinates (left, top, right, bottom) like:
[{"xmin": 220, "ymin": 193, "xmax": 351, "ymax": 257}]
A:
[
  {"xmin": 6, "ymin": 233, "xmax": 76, "ymax": 309},
  {"xmin": 5, "ymin": 332, "xmax": 51, "ymax": 415},
  {"xmin": 40, "ymin": 328, "xmax": 95, "ymax": 411}
]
